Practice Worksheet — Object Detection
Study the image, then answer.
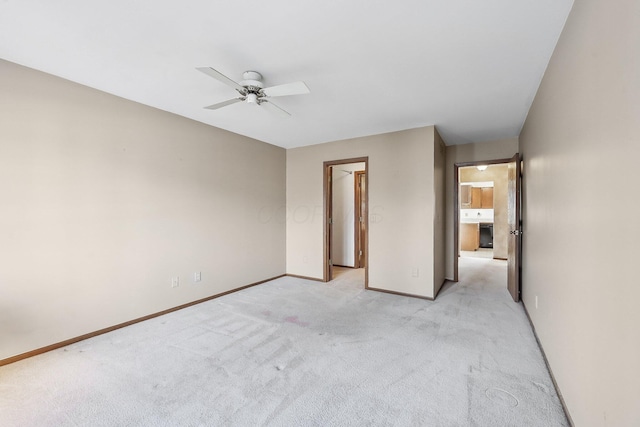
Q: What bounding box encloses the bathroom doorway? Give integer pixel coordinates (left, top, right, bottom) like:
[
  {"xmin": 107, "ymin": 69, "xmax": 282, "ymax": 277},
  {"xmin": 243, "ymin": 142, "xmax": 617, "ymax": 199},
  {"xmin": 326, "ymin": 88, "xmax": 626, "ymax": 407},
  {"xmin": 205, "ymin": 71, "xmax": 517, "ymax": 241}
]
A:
[{"xmin": 454, "ymin": 156, "xmax": 521, "ymax": 301}]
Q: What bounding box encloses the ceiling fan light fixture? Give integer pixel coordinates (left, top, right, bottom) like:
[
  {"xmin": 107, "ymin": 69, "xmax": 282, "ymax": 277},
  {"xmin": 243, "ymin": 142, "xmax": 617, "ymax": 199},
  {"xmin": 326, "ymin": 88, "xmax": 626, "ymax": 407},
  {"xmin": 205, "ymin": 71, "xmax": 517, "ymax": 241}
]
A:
[{"xmin": 246, "ymin": 93, "xmax": 258, "ymax": 104}]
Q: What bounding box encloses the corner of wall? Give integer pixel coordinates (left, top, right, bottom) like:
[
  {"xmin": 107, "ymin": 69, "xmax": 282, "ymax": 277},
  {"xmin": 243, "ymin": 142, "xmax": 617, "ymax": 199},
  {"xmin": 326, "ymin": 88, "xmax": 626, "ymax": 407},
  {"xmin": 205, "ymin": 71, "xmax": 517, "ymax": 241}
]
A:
[{"xmin": 433, "ymin": 128, "xmax": 446, "ymax": 295}]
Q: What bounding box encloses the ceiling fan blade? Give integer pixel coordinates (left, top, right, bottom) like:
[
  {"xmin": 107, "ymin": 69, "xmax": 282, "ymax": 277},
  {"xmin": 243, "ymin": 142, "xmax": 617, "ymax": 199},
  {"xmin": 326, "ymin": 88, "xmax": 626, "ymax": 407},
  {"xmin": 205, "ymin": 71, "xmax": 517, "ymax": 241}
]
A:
[
  {"xmin": 261, "ymin": 99, "xmax": 291, "ymax": 116},
  {"xmin": 262, "ymin": 81, "xmax": 310, "ymax": 97},
  {"xmin": 197, "ymin": 67, "xmax": 245, "ymax": 93},
  {"xmin": 204, "ymin": 98, "xmax": 244, "ymax": 110}
]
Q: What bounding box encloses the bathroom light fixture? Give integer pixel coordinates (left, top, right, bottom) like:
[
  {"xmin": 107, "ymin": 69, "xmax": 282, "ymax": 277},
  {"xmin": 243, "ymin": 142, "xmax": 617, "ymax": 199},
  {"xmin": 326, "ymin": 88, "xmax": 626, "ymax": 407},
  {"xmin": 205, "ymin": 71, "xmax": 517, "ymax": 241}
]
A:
[{"xmin": 477, "ymin": 165, "xmax": 488, "ymax": 171}]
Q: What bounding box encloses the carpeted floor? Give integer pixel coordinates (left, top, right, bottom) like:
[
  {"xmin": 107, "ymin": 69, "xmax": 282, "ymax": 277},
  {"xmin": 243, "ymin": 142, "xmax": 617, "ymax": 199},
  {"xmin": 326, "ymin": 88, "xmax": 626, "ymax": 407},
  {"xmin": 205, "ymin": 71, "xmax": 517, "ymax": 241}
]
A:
[
  {"xmin": 0, "ymin": 258, "xmax": 568, "ymax": 426},
  {"xmin": 460, "ymin": 248, "xmax": 494, "ymax": 259}
]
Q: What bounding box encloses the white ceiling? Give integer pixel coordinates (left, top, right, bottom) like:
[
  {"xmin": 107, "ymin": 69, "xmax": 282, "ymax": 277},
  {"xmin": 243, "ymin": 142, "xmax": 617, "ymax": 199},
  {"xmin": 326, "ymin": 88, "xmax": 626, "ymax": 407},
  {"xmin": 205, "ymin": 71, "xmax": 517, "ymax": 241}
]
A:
[{"xmin": 0, "ymin": 0, "xmax": 573, "ymax": 149}]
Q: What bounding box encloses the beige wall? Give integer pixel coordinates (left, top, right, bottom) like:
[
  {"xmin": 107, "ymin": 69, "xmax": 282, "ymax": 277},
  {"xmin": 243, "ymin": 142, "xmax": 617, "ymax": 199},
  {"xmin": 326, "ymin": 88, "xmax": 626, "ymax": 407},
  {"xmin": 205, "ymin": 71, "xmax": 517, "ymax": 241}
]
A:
[
  {"xmin": 444, "ymin": 138, "xmax": 518, "ymax": 279},
  {"xmin": 459, "ymin": 164, "xmax": 508, "ymax": 259},
  {"xmin": 0, "ymin": 60, "xmax": 286, "ymax": 361},
  {"xmin": 286, "ymin": 126, "xmax": 440, "ymax": 298},
  {"xmin": 519, "ymin": 0, "xmax": 639, "ymax": 425}
]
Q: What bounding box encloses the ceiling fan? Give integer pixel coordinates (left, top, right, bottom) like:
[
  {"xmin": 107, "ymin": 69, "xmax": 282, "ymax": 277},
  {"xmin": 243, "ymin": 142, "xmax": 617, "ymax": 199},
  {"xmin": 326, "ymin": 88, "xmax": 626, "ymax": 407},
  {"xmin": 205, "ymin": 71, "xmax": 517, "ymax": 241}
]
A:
[{"xmin": 196, "ymin": 67, "xmax": 310, "ymax": 116}]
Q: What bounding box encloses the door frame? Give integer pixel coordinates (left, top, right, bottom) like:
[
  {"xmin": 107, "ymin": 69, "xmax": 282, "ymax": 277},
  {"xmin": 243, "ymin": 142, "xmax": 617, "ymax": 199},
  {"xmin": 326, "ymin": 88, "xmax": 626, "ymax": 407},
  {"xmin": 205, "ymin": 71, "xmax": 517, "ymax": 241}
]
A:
[
  {"xmin": 453, "ymin": 157, "xmax": 516, "ymax": 282},
  {"xmin": 323, "ymin": 157, "xmax": 369, "ymax": 284}
]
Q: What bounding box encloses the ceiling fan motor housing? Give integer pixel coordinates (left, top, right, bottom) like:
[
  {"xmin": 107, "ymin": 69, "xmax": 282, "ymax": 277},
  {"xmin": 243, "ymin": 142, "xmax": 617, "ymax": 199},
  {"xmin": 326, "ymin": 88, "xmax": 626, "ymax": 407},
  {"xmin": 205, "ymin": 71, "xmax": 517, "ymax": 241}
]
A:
[{"xmin": 241, "ymin": 70, "xmax": 264, "ymax": 97}]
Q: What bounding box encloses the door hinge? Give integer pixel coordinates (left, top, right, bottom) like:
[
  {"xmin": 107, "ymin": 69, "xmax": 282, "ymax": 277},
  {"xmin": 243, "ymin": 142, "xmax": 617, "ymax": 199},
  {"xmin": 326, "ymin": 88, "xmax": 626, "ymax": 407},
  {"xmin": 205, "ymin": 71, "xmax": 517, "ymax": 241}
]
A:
[
  {"xmin": 360, "ymin": 216, "xmax": 364, "ymax": 223},
  {"xmin": 329, "ymin": 259, "xmax": 333, "ymax": 266},
  {"xmin": 328, "ymin": 217, "xmax": 333, "ymax": 225},
  {"xmin": 359, "ymin": 250, "xmax": 363, "ymax": 256}
]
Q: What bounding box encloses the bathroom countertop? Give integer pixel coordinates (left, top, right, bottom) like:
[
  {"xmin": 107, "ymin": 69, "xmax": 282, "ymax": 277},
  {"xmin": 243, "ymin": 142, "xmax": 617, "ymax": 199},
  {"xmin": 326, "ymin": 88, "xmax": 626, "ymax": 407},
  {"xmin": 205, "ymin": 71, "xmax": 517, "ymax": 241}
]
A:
[{"xmin": 460, "ymin": 218, "xmax": 494, "ymax": 224}]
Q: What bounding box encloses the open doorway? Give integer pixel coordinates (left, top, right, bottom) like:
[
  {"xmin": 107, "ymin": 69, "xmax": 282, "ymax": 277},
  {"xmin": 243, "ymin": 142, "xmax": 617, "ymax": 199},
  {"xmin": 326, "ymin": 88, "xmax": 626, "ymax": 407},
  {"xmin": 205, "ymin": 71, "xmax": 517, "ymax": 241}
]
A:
[
  {"xmin": 323, "ymin": 157, "xmax": 368, "ymax": 286},
  {"xmin": 454, "ymin": 155, "xmax": 521, "ymax": 301},
  {"xmin": 459, "ymin": 165, "xmax": 506, "ymax": 260}
]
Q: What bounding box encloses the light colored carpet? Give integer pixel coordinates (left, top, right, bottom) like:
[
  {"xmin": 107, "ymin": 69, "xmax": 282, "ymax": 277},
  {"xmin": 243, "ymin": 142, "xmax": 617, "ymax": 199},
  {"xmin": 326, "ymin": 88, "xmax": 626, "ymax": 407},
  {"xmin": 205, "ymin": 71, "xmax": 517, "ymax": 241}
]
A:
[
  {"xmin": 0, "ymin": 258, "xmax": 568, "ymax": 426},
  {"xmin": 460, "ymin": 248, "xmax": 494, "ymax": 259}
]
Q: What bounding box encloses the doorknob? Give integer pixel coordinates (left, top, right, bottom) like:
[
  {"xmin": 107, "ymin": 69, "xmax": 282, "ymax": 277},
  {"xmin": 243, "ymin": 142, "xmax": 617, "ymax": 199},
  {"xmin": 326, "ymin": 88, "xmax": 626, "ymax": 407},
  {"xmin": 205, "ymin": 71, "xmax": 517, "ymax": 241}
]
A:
[{"xmin": 510, "ymin": 230, "xmax": 521, "ymax": 235}]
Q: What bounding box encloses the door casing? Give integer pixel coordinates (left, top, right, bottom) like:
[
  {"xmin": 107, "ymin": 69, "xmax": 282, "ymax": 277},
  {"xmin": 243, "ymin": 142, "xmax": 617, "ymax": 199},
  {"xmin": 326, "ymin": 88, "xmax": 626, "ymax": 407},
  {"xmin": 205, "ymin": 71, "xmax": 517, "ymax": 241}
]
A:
[
  {"xmin": 323, "ymin": 157, "xmax": 369, "ymax": 284},
  {"xmin": 453, "ymin": 156, "xmax": 521, "ymax": 301}
]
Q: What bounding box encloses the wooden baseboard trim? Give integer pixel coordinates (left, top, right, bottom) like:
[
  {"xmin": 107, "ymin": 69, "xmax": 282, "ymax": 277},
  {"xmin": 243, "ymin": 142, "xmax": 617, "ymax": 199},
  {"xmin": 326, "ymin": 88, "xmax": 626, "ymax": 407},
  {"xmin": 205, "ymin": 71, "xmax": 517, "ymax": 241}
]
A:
[
  {"xmin": 522, "ymin": 302, "xmax": 574, "ymax": 427},
  {"xmin": 286, "ymin": 274, "xmax": 324, "ymax": 282},
  {"xmin": 365, "ymin": 286, "xmax": 434, "ymax": 301},
  {"xmin": 0, "ymin": 274, "xmax": 286, "ymax": 367},
  {"xmin": 493, "ymin": 257, "xmax": 508, "ymax": 261}
]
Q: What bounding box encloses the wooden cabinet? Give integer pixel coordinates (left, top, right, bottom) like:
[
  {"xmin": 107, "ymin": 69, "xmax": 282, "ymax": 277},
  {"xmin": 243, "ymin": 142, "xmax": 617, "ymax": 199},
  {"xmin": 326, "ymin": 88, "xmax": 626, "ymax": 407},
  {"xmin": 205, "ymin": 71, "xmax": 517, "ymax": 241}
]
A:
[
  {"xmin": 481, "ymin": 187, "xmax": 493, "ymax": 208},
  {"xmin": 470, "ymin": 187, "xmax": 493, "ymax": 208},
  {"xmin": 460, "ymin": 223, "xmax": 479, "ymax": 251},
  {"xmin": 460, "ymin": 184, "xmax": 472, "ymax": 207},
  {"xmin": 470, "ymin": 188, "xmax": 482, "ymax": 208}
]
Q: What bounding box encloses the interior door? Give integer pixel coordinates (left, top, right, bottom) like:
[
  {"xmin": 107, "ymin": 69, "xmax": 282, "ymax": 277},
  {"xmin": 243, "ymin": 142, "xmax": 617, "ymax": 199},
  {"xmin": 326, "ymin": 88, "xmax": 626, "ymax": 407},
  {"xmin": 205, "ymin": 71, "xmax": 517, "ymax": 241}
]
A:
[
  {"xmin": 354, "ymin": 171, "xmax": 366, "ymax": 268},
  {"xmin": 507, "ymin": 153, "xmax": 521, "ymax": 302}
]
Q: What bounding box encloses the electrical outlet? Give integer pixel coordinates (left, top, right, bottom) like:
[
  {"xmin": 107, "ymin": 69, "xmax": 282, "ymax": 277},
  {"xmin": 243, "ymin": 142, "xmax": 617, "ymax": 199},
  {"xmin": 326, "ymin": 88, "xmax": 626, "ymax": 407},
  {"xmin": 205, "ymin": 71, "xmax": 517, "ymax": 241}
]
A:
[
  {"xmin": 411, "ymin": 268, "xmax": 419, "ymax": 278},
  {"xmin": 194, "ymin": 272, "xmax": 202, "ymax": 282},
  {"xmin": 171, "ymin": 277, "xmax": 180, "ymax": 288}
]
